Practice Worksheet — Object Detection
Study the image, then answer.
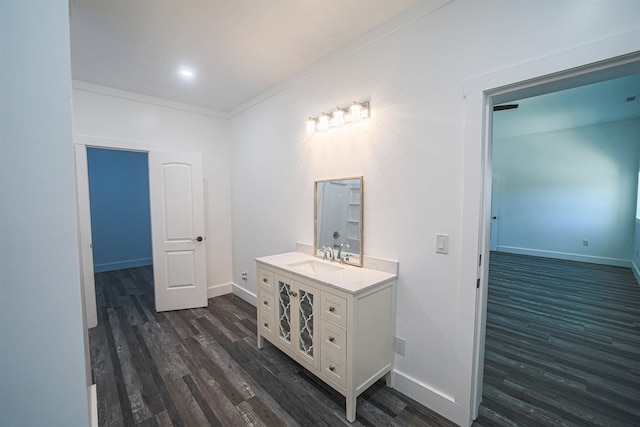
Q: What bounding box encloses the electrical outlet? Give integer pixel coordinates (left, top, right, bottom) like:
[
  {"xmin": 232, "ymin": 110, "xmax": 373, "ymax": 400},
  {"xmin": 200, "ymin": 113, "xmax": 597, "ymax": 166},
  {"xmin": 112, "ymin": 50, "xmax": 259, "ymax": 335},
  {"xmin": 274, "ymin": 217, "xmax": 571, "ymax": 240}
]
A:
[
  {"xmin": 394, "ymin": 337, "xmax": 406, "ymax": 356},
  {"xmin": 241, "ymin": 271, "xmax": 248, "ymax": 281},
  {"xmin": 583, "ymin": 240, "xmax": 589, "ymax": 247}
]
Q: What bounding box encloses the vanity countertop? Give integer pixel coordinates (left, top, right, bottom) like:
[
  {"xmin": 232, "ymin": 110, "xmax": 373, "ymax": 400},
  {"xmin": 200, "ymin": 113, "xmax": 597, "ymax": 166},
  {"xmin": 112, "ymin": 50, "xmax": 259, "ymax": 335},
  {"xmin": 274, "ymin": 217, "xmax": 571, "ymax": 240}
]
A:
[{"xmin": 255, "ymin": 252, "xmax": 397, "ymax": 294}]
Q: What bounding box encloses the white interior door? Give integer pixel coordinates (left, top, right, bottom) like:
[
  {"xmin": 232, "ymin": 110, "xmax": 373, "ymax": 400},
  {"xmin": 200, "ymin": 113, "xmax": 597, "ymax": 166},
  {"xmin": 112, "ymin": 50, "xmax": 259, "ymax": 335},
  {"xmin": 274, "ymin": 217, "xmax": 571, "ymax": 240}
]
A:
[
  {"xmin": 149, "ymin": 151, "xmax": 207, "ymax": 312},
  {"xmin": 75, "ymin": 144, "xmax": 98, "ymax": 328}
]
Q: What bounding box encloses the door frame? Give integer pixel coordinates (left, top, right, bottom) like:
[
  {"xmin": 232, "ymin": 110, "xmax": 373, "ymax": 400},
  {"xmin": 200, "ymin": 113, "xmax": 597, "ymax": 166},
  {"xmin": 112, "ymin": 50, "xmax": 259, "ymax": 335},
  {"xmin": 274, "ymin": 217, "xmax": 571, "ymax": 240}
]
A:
[
  {"xmin": 488, "ymin": 174, "xmax": 501, "ymax": 252},
  {"xmin": 462, "ymin": 32, "xmax": 640, "ymax": 423},
  {"xmin": 75, "ymin": 135, "xmax": 153, "ymax": 328}
]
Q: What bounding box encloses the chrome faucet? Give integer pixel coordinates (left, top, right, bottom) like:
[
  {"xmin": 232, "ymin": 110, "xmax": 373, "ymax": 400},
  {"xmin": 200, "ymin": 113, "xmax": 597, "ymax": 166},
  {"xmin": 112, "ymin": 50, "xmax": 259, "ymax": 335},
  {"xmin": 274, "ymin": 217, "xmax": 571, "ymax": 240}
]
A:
[
  {"xmin": 322, "ymin": 245, "xmax": 335, "ymax": 262},
  {"xmin": 337, "ymin": 243, "xmax": 350, "ymax": 264}
]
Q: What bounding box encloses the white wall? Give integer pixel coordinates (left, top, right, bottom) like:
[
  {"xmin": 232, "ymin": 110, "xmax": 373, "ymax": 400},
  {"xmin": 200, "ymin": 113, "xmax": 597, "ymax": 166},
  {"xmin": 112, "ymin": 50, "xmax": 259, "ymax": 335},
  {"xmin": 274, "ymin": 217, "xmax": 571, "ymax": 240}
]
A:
[
  {"xmin": 493, "ymin": 120, "xmax": 640, "ymax": 266},
  {"xmin": 0, "ymin": 1, "xmax": 90, "ymax": 425},
  {"xmin": 229, "ymin": 1, "xmax": 640, "ymax": 424},
  {"xmin": 72, "ymin": 86, "xmax": 234, "ymax": 291}
]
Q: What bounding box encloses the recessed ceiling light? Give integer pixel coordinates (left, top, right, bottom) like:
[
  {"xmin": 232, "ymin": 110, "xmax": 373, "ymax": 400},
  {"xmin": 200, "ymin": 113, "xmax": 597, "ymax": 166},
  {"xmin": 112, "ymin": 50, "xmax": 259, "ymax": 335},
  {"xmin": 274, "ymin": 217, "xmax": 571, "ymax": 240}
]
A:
[{"xmin": 178, "ymin": 68, "xmax": 195, "ymax": 80}]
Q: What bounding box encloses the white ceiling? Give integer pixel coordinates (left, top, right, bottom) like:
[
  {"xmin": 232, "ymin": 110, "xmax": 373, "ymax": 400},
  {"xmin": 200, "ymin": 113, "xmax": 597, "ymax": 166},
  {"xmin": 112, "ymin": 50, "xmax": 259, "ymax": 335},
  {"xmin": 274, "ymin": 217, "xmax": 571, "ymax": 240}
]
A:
[
  {"xmin": 70, "ymin": 0, "xmax": 434, "ymax": 113},
  {"xmin": 70, "ymin": 1, "xmax": 640, "ymax": 131},
  {"xmin": 494, "ymin": 73, "xmax": 640, "ymax": 139}
]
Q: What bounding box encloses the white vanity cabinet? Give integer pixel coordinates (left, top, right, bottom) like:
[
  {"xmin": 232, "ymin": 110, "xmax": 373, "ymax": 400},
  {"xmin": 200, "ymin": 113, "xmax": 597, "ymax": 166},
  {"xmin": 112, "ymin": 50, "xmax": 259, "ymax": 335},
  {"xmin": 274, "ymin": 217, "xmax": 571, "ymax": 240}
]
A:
[{"xmin": 255, "ymin": 253, "xmax": 397, "ymax": 423}]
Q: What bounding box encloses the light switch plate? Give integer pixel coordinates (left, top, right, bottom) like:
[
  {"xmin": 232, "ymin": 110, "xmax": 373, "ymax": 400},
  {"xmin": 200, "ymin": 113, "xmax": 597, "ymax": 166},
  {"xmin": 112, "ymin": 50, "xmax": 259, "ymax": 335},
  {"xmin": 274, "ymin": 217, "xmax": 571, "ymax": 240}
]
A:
[{"xmin": 436, "ymin": 233, "xmax": 449, "ymax": 254}]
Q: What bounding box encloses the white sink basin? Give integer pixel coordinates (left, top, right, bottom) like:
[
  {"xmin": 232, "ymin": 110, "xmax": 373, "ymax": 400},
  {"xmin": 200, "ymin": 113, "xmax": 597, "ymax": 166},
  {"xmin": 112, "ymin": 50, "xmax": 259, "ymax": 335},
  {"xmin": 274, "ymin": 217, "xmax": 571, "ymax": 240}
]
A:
[{"xmin": 288, "ymin": 259, "xmax": 344, "ymax": 276}]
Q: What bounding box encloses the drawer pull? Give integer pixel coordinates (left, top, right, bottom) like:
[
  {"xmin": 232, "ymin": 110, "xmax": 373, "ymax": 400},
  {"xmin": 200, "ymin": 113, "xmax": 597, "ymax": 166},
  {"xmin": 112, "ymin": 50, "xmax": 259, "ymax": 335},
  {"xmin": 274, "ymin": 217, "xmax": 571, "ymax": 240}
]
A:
[
  {"xmin": 328, "ymin": 336, "xmax": 335, "ymax": 342},
  {"xmin": 329, "ymin": 306, "xmax": 335, "ymax": 313},
  {"xmin": 263, "ymin": 278, "xmax": 268, "ymax": 283},
  {"xmin": 329, "ymin": 365, "xmax": 336, "ymax": 372}
]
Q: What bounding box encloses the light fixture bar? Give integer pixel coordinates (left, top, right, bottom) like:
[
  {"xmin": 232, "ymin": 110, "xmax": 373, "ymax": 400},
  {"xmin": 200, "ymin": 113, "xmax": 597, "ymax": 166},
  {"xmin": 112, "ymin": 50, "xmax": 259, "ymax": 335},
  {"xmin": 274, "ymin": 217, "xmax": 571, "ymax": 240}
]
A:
[{"xmin": 306, "ymin": 101, "xmax": 370, "ymax": 134}]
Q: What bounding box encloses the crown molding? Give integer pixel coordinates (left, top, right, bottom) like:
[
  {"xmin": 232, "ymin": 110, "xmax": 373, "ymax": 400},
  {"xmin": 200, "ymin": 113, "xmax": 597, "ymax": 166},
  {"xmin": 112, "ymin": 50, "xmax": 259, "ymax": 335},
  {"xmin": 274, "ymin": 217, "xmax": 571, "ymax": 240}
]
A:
[
  {"xmin": 72, "ymin": 80, "xmax": 229, "ymax": 119},
  {"xmin": 228, "ymin": 0, "xmax": 452, "ymax": 118}
]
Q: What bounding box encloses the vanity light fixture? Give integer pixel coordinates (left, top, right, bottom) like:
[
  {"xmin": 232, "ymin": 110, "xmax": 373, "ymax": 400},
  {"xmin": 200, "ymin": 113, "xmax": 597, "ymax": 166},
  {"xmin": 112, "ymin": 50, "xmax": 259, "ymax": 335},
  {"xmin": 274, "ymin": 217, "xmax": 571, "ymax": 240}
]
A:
[{"xmin": 306, "ymin": 101, "xmax": 370, "ymax": 134}]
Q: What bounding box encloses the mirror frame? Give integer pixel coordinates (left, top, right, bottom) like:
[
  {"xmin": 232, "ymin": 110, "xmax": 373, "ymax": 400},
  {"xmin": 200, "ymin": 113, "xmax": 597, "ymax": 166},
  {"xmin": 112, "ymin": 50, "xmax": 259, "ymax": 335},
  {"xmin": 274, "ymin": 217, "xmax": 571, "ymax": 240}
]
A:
[{"xmin": 314, "ymin": 176, "xmax": 363, "ymax": 267}]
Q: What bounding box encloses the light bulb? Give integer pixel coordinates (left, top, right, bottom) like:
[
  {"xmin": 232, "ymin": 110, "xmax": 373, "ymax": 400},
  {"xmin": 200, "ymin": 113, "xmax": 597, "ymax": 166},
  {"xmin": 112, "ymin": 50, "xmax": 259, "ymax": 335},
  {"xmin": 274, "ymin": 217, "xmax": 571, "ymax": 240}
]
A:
[
  {"xmin": 331, "ymin": 108, "xmax": 345, "ymax": 127},
  {"xmin": 306, "ymin": 117, "xmax": 317, "ymax": 134},
  {"xmin": 360, "ymin": 102, "xmax": 369, "ymax": 119},
  {"xmin": 317, "ymin": 113, "xmax": 330, "ymax": 131},
  {"xmin": 349, "ymin": 102, "xmax": 363, "ymax": 121}
]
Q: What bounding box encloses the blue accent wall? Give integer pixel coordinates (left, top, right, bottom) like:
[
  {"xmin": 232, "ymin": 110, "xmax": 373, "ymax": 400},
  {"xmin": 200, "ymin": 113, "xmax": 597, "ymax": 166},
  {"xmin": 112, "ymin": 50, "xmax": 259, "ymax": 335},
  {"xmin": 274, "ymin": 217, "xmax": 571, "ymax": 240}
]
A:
[{"xmin": 87, "ymin": 148, "xmax": 152, "ymax": 272}]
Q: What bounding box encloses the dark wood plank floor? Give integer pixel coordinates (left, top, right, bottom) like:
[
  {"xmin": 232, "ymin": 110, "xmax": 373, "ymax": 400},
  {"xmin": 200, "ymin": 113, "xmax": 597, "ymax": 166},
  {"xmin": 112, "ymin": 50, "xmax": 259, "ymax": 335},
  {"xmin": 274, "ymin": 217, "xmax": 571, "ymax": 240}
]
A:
[
  {"xmin": 90, "ymin": 266, "xmax": 457, "ymax": 427},
  {"xmin": 474, "ymin": 252, "xmax": 640, "ymax": 427}
]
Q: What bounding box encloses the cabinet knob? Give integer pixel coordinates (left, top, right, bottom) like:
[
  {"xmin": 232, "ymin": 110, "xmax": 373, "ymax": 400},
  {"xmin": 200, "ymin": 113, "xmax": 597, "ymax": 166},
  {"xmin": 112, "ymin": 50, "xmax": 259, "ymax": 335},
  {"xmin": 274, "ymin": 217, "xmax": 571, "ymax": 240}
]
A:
[
  {"xmin": 329, "ymin": 306, "xmax": 335, "ymax": 313},
  {"xmin": 264, "ymin": 322, "xmax": 268, "ymax": 328},
  {"xmin": 328, "ymin": 336, "xmax": 335, "ymax": 343},
  {"xmin": 263, "ymin": 278, "xmax": 268, "ymax": 283},
  {"xmin": 263, "ymin": 300, "xmax": 268, "ymax": 306},
  {"xmin": 329, "ymin": 365, "xmax": 336, "ymax": 372},
  {"xmin": 289, "ymin": 291, "xmax": 298, "ymax": 297}
]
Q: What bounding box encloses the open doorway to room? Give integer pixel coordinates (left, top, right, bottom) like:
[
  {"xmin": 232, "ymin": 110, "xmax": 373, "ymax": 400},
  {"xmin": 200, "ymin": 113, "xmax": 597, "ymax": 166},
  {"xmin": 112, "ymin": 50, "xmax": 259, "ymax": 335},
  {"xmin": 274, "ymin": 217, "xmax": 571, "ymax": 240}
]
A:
[
  {"xmin": 85, "ymin": 147, "xmax": 155, "ymax": 324},
  {"xmin": 474, "ymin": 71, "xmax": 640, "ymax": 425},
  {"xmin": 77, "ymin": 142, "xmax": 209, "ymax": 327},
  {"xmin": 87, "ymin": 148, "xmax": 152, "ymax": 275}
]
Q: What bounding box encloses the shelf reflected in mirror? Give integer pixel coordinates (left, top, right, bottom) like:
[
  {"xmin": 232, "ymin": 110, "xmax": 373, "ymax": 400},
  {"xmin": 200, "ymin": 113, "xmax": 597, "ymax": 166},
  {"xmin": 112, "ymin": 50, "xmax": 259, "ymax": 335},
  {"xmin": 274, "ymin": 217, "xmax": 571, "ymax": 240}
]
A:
[{"xmin": 314, "ymin": 176, "xmax": 363, "ymax": 267}]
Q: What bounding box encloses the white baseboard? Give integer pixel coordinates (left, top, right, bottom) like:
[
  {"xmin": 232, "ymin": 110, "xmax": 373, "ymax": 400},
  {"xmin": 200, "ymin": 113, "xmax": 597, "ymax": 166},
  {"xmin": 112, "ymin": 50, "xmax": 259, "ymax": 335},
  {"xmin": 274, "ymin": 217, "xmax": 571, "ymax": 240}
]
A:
[
  {"xmin": 232, "ymin": 284, "xmax": 257, "ymax": 306},
  {"xmin": 496, "ymin": 246, "xmax": 631, "ymax": 268},
  {"xmin": 93, "ymin": 257, "xmax": 152, "ymax": 273},
  {"xmin": 206, "ymin": 282, "xmax": 257, "ymax": 306},
  {"xmin": 88, "ymin": 384, "xmax": 97, "ymax": 427},
  {"xmin": 394, "ymin": 370, "xmax": 469, "ymax": 426},
  {"xmin": 87, "ymin": 313, "xmax": 97, "ymax": 330},
  {"xmin": 207, "ymin": 282, "xmax": 232, "ymax": 299}
]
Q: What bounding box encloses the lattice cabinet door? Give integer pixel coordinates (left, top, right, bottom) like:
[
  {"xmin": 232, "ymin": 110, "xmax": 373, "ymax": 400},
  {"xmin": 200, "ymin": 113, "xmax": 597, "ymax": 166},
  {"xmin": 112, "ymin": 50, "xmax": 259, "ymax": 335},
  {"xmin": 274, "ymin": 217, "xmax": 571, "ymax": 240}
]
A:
[
  {"xmin": 276, "ymin": 274, "xmax": 295, "ymax": 353},
  {"xmin": 274, "ymin": 274, "xmax": 320, "ymax": 370},
  {"xmin": 295, "ymin": 281, "xmax": 320, "ymax": 370}
]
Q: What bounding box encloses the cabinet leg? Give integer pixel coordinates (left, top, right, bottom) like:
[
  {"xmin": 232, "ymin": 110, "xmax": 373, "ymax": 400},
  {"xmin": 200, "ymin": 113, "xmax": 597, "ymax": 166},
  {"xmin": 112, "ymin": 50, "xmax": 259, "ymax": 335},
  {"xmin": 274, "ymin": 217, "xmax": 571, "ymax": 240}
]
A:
[
  {"xmin": 257, "ymin": 333, "xmax": 264, "ymax": 349},
  {"xmin": 346, "ymin": 394, "xmax": 356, "ymax": 423},
  {"xmin": 385, "ymin": 369, "xmax": 395, "ymax": 388}
]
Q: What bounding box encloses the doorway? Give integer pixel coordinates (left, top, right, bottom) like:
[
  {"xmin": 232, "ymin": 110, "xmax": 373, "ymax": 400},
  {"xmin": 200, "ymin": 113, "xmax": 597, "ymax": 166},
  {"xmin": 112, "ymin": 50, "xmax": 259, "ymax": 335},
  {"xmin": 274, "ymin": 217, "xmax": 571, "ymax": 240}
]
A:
[
  {"xmin": 489, "ymin": 74, "xmax": 640, "ymax": 261},
  {"xmin": 468, "ymin": 51, "xmax": 640, "ymax": 423},
  {"xmin": 75, "ymin": 138, "xmax": 208, "ymax": 328},
  {"xmin": 478, "ymin": 73, "xmax": 640, "ymax": 424},
  {"xmin": 86, "ymin": 148, "xmax": 152, "ymax": 274}
]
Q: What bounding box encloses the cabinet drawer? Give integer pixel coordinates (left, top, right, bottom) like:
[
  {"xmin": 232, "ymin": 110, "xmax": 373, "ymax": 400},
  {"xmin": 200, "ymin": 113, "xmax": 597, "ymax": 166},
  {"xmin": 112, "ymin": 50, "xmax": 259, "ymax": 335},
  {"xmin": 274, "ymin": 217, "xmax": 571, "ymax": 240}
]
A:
[
  {"xmin": 259, "ymin": 292, "xmax": 275, "ymax": 315},
  {"xmin": 321, "ymin": 320, "xmax": 347, "ymax": 359},
  {"xmin": 258, "ymin": 268, "xmax": 275, "ymax": 294},
  {"xmin": 321, "ymin": 347, "xmax": 346, "ymax": 389},
  {"xmin": 321, "ymin": 292, "xmax": 347, "ymax": 328},
  {"xmin": 259, "ymin": 309, "xmax": 275, "ymax": 336}
]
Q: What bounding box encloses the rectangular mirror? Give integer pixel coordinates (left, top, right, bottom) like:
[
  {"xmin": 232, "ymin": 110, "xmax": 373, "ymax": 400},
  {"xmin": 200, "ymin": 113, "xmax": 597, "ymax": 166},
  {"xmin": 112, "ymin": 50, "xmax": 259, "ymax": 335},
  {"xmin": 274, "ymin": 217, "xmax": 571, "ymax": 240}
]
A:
[{"xmin": 314, "ymin": 176, "xmax": 363, "ymax": 267}]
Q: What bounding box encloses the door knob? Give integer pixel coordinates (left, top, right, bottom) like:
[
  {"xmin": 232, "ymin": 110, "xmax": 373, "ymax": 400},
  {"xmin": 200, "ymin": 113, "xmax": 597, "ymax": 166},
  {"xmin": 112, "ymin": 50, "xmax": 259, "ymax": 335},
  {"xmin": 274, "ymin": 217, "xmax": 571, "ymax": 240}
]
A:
[{"xmin": 194, "ymin": 236, "xmax": 204, "ymax": 242}]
